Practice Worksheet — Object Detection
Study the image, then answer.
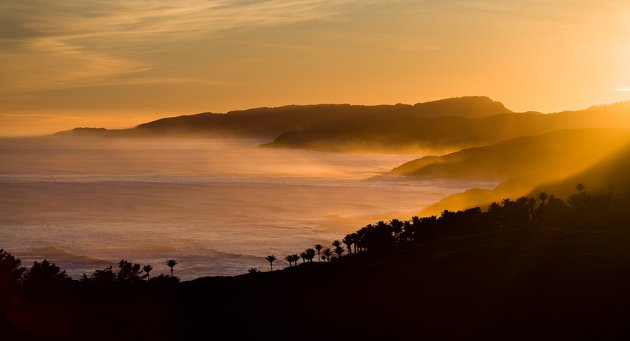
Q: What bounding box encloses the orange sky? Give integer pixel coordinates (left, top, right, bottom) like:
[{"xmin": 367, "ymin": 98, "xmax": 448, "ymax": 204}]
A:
[{"xmin": 2, "ymin": 1, "xmax": 630, "ymax": 136}]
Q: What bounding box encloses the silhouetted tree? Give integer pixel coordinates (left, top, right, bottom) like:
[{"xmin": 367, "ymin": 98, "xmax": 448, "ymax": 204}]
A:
[
  {"xmin": 342, "ymin": 235, "xmax": 353, "ymax": 254},
  {"xmin": 334, "ymin": 246, "xmax": 345, "ymax": 259},
  {"xmin": 390, "ymin": 219, "xmax": 404, "ymax": 241},
  {"xmin": 323, "ymin": 248, "xmax": 332, "ymax": 262},
  {"xmin": 487, "ymin": 202, "xmax": 504, "ymax": 231},
  {"xmin": 315, "ymin": 244, "xmax": 323, "ymax": 262},
  {"xmin": 284, "ymin": 255, "xmax": 293, "ymax": 267},
  {"xmin": 149, "ymin": 274, "xmax": 179, "ymax": 284},
  {"xmin": 166, "ymin": 259, "xmax": 178, "ymax": 277},
  {"xmin": 117, "ymin": 260, "xmax": 143, "ymax": 283},
  {"xmin": 568, "ymin": 184, "xmax": 590, "ymax": 230},
  {"xmin": 23, "ymin": 259, "xmax": 72, "ymax": 291},
  {"xmin": 350, "ymin": 233, "xmax": 360, "ymax": 253},
  {"xmin": 304, "ymin": 248, "xmax": 316, "ymax": 262},
  {"xmin": 356, "ymin": 226, "xmax": 371, "ymax": 252},
  {"xmin": 88, "ymin": 265, "xmax": 116, "ymax": 285},
  {"xmin": 526, "ymin": 197, "xmax": 537, "ymax": 224},
  {"xmin": 400, "ymin": 220, "xmax": 413, "ymax": 242},
  {"xmin": 0, "ymin": 249, "xmax": 25, "ymax": 290},
  {"xmin": 143, "ymin": 265, "xmax": 153, "ymax": 280},
  {"xmin": 265, "ymin": 255, "xmax": 276, "ymax": 271},
  {"xmin": 538, "ymin": 195, "xmax": 570, "ymax": 229},
  {"xmin": 0, "ymin": 249, "xmax": 25, "ymax": 308}
]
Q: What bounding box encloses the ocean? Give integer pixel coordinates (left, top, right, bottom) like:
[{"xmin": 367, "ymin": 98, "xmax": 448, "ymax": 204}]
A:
[{"xmin": 0, "ymin": 137, "xmax": 495, "ymax": 279}]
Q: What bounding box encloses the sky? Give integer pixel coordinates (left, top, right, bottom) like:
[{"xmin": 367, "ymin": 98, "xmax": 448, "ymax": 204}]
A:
[{"xmin": 2, "ymin": 0, "xmax": 630, "ymax": 136}]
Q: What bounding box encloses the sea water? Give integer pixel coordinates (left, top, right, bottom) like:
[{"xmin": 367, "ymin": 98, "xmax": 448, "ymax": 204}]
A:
[{"xmin": 0, "ymin": 137, "xmax": 495, "ymax": 279}]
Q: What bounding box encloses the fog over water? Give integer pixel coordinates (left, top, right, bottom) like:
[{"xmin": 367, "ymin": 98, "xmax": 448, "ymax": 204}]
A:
[{"xmin": 0, "ymin": 138, "xmax": 495, "ymax": 279}]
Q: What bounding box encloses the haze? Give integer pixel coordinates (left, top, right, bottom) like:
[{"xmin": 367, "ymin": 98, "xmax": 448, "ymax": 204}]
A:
[
  {"xmin": 0, "ymin": 138, "xmax": 493, "ymax": 278},
  {"xmin": 2, "ymin": 1, "xmax": 630, "ymax": 136}
]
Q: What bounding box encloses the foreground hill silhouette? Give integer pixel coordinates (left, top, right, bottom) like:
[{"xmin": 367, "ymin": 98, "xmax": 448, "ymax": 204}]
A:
[
  {"xmin": 5, "ymin": 182, "xmax": 630, "ymax": 339},
  {"xmin": 4, "ymin": 228, "xmax": 630, "ymax": 340}
]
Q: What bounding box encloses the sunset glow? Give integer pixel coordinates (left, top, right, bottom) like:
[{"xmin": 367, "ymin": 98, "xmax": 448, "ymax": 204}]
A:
[{"xmin": 2, "ymin": 1, "xmax": 630, "ymax": 136}]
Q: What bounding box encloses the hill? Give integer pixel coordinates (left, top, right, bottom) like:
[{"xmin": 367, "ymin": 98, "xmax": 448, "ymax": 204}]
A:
[
  {"xmin": 265, "ymin": 100, "xmax": 630, "ymax": 152},
  {"xmin": 534, "ymin": 137, "xmax": 630, "ymax": 198},
  {"xmin": 56, "ymin": 98, "xmax": 630, "ymax": 153},
  {"xmin": 57, "ymin": 96, "xmax": 514, "ymax": 152},
  {"xmin": 393, "ymin": 129, "xmax": 628, "ymax": 180},
  {"xmin": 413, "ymin": 129, "xmax": 629, "ymax": 215},
  {"xmin": 5, "ymin": 228, "xmax": 630, "ymax": 339}
]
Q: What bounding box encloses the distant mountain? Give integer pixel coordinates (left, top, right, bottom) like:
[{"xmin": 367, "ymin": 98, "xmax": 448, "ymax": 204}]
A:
[
  {"xmin": 54, "ymin": 127, "xmax": 109, "ymax": 136},
  {"xmin": 267, "ymin": 101, "xmax": 630, "ymax": 152},
  {"xmin": 56, "ymin": 97, "xmax": 630, "ymax": 154},
  {"xmin": 56, "ymin": 96, "xmax": 511, "ymax": 150},
  {"xmin": 413, "ymin": 129, "xmax": 630, "ymax": 215},
  {"xmin": 134, "ymin": 96, "xmax": 509, "ymax": 139}
]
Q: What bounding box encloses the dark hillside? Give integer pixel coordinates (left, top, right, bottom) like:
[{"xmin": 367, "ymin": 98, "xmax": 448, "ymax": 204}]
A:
[{"xmin": 5, "ymin": 228, "xmax": 630, "ymax": 340}]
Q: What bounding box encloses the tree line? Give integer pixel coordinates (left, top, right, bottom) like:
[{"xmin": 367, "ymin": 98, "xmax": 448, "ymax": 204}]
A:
[
  {"xmin": 0, "ymin": 253, "xmax": 181, "ymax": 299},
  {"xmin": 265, "ymin": 184, "xmax": 630, "ymax": 270},
  {"xmin": 2, "ymin": 183, "xmax": 628, "ymax": 287}
]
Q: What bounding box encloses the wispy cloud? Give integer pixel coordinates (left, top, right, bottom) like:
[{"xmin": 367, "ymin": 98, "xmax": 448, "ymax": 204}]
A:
[
  {"xmin": 0, "ymin": 0, "xmax": 367, "ymax": 93},
  {"xmin": 616, "ymin": 88, "xmax": 630, "ymax": 92}
]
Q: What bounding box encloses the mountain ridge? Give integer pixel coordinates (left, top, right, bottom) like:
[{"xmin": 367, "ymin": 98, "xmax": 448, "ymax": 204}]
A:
[{"xmin": 54, "ymin": 96, "xmax": 630, "ymax": 154}]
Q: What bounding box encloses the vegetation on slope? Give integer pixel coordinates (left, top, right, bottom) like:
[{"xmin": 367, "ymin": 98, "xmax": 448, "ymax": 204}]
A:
[{"xmin": 3, "ymin": 184, "xmax": 630, "ymax": 339}]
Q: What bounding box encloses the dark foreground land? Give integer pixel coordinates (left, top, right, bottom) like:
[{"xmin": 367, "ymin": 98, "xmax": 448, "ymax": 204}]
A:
[{"xmin": 4, "ymin": 228, "xmax": 630, "ymax": 340}]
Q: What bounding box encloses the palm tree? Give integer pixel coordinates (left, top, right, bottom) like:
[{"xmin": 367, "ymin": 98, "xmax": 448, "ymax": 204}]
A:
[
  {"xmin": 265, "ymin": 255, "xmax": 276, "ymax": 271},
  {"xmin": 314, "ymin": 244, "xmax": 323, "ymax": 262},
  {"xmin": 390, "ymin": 218, "xmax": 403, "ymax": 240},
  {"xmin": 166, "ymin": 259, "xmax": 177, "ymax": 278},
  {"xmin": 143, "ymin": 264, "xmax": 153, "ymax": 280},
  {"xmin": 332, "ymin": 240, "xmax": 342, "ymax": 248},
  {"xmin": 401, "ymin": 220, "xmax": 412, "ymax": 242},
  {"xmin": 342, "ymin": 235, "xmax": 353, "ymax": 254},
  {"xmin": 334, "ymin": 245, "xmax": 345, "ymax": 259},
  {"xmin": 284, "ymin": 255, "xmax": 293, "ymax": 267},
  {"xmin": 305, "ymin": 248, "xmax": 316, "ymax": 262},
  {"xmin": 323, "ymin": 248, "xmax": 332, "ymax": 262}
]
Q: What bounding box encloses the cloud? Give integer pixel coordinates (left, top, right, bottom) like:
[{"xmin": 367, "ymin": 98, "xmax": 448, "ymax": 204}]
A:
[
  {"xmin": 616, "ymin": 88, "xmax": 630, "ymax": 92},
  {"xmin": 0, "ymin": 0, "xmax": 367, "ymax": 94}
]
